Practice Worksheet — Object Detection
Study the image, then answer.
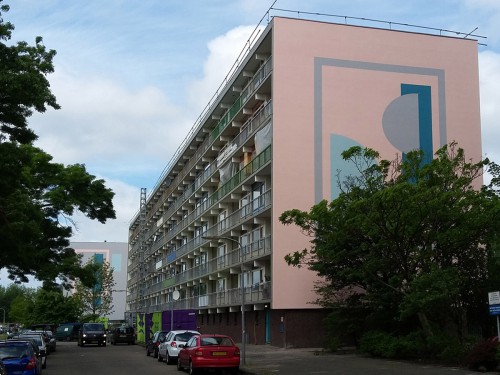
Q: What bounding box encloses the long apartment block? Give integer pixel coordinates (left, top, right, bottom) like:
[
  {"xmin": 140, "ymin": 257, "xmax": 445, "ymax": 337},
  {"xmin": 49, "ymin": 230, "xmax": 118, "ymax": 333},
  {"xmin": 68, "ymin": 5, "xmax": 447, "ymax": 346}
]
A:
[{"xmin": 127, "ymin": 14, "xmax": 482, "ymax": 347}]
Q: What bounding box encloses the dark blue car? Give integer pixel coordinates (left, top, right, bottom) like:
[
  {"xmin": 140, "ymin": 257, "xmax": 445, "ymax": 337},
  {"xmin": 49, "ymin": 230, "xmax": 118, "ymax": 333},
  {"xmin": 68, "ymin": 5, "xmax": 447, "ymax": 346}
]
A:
[{"xmin": 0, "ymin": 341, "xmax": 41, "ymax": 375}]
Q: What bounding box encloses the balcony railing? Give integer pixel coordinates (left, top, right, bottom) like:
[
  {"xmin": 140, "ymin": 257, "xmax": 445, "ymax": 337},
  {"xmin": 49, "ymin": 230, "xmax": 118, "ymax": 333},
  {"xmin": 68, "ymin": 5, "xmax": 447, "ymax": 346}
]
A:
[{"xmin": 139, "ymin": 281, "xmax": 272, "ymax": 314}]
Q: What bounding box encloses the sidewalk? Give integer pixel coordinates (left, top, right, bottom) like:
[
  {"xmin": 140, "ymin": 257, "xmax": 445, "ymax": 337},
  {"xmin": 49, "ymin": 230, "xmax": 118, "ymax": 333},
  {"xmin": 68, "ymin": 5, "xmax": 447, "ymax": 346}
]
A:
[
  {"xmin": 239, "ymin": 344, "xmax": 325, "ymax": 375},
  {"xmin": 239, "ymin": 344, "xmax": 474, "ymax": 375}
]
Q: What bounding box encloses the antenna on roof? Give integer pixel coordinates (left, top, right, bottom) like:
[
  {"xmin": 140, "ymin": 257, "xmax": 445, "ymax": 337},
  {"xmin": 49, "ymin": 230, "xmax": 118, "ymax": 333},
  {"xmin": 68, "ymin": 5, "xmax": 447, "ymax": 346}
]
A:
[{"xmin": 464, "ymin": 27, "xmax": 478, "ymax": 39}]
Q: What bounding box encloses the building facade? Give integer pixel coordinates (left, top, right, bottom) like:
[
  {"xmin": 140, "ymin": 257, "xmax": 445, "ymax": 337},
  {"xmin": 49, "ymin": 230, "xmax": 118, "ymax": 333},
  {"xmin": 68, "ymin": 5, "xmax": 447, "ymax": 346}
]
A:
[
  {"xmin": 126, "ymin": 16, "xmax": 481, "ymax": 347},
  {"xmin": 70, "ymin": 242, "xmax": 128, "ymax": 322}
]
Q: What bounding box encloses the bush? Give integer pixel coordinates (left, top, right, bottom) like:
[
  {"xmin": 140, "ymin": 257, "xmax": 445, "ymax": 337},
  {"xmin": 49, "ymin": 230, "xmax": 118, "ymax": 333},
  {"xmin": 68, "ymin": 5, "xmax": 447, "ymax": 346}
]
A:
[
  {"xmin": 426, "ymin": 333, "xmax": 465, "ymax": 364},
  {"xmin": 464, "ymin": 337, "xmax": 499, "ymax": 372},
  {"xmin": 360, "ymin": 331, "xmax": 398, "ymax": 358},
  {"xmin": 359, "ymin": 331, "xmax": 427, "ymax": 359}
]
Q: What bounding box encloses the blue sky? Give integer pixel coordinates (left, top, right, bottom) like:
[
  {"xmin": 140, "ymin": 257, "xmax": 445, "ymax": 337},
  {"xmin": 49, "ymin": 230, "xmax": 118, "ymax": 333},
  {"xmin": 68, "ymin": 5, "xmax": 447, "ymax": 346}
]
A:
[{"xmin": 1, "ymin": 0, "xmax": 500, "ymax": 285}]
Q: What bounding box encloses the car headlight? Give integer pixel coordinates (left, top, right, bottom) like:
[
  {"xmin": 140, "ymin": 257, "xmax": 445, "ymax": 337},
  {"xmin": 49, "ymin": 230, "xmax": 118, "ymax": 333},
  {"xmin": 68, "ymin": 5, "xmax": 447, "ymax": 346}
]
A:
[
  {"xmin": 83, "ymin": 334, "xmax": 87, "ymax": 337},
  {"xmin": 103, "ymin": 334, "xmax": 107, "ymax": 337}
]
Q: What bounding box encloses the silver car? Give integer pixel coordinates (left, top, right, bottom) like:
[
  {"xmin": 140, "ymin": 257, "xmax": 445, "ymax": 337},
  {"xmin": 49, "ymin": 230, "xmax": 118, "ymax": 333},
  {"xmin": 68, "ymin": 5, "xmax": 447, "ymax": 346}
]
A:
[{"xmin": 157, "ymin": 330, "xmax": 199, "ymax": 364}]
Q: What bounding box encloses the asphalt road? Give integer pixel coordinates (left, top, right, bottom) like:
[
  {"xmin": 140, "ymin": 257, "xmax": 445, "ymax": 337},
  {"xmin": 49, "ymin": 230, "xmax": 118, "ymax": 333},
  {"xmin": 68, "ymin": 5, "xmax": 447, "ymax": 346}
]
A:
[
  {"xmin": 46, "ymin": 340, "xmax": 481, "ymax": 375},
  {"xmin": 46, "ymin": 340, "xmax": 182, "ymax": 375}
]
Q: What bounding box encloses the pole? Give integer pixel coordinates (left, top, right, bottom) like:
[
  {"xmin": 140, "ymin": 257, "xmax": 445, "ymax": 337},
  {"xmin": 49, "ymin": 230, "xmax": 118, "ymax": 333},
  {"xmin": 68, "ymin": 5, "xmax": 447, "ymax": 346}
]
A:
[
  {"xmin": 171, "ymin": 299, "xmax": 174, "ymax": 331},
  {"xmin": 241, "ymin": 269, "xmax": 246, "ymax": 365},
  {"xmin": 497, "ymin": 316, "xmax": 500, "ymax": 339},
  {"xmin": 203, "ymin": 236, "xmax": 246, "ymax": 365}
]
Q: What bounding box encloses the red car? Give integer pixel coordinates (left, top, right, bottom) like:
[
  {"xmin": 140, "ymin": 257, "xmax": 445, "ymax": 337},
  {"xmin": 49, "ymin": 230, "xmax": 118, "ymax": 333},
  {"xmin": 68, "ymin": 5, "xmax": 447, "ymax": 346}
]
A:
[{"xmin": 177, "ymin": 334, "xmax": 240, "ymax": 374}]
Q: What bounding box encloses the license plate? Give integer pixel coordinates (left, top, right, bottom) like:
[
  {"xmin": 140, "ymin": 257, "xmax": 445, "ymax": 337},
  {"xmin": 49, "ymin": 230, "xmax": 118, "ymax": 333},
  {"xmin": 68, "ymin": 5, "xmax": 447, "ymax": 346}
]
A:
[{"xmin": 212, "ymin": 351, "xmax": 227, "ymax": 356}]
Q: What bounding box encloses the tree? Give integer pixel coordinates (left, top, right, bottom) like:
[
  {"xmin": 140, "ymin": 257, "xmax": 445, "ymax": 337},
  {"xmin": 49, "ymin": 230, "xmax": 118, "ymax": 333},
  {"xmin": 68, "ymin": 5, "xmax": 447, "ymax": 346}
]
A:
[
  {"xmin": 0, "ymin": 1, "xmax": 116, "ymax": 285},
  {"xmin": 31, "ymin": 288, "xmax": 82, "ymax": 324},
  {"xmin": 8, "ymin": 289, "xmax": 35, "ymax": 325},
  {"xmin": 280, "ymin": 143, "xmax": 500, "ymax": 346},
  {"xmin": 73, "ymin": 257, "xmax": 116, "ymax": 322}
]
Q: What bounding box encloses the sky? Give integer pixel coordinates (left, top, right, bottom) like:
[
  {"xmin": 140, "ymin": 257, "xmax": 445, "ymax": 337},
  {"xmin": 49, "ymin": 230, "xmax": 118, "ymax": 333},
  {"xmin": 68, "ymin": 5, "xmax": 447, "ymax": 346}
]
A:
[{"xmin": 1, "ymin": 0, "xmax": 499, "ymax": 285}]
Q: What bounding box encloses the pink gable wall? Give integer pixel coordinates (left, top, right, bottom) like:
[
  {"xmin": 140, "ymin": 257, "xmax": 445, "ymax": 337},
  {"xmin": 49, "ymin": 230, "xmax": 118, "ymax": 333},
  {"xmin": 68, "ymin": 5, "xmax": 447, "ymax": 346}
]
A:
[{"xmin": 270, "ymin": 17, "xmax": 481, "ymax": 309}]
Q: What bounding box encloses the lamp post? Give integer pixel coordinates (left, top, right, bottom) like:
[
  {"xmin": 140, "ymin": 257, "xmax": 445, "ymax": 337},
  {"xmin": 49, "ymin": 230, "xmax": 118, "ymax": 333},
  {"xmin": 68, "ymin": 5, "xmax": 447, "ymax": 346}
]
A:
[{"xmin": 203, "ymin": 235, "xmax": 246, "ymax": 365}]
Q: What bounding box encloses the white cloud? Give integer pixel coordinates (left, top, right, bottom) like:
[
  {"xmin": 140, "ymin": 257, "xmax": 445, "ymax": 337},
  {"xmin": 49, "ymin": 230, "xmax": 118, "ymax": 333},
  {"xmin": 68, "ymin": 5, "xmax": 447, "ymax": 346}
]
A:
[
  {"xmin": 479, "ymin": 50, "xmax": 500, "ymax": 161},
  {"xmin": 187, "ymin": 25, "xmax": 263, "ymax": 112}
]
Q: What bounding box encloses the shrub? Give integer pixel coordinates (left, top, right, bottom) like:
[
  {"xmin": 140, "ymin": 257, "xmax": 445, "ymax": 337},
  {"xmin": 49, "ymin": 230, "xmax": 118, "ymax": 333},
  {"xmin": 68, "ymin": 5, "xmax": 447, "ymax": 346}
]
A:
[
  {"xmin": 426, "ymin": 333, "xmax": 465, "ymax": 364},
  {"xmin": 464, "ymin": 337, "xmax": 499, "ymax": 372},
  {"xmin": 359, "ymin": 331, "xmax": 398, "ymax": 358}
]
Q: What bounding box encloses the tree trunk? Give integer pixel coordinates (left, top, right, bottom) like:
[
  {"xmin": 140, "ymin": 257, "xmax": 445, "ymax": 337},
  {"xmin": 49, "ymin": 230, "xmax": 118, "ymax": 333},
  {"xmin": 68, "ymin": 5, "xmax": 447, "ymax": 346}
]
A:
[{"xmin": 418, "ymin": 312, "xmax": 434, "ymax": 338}]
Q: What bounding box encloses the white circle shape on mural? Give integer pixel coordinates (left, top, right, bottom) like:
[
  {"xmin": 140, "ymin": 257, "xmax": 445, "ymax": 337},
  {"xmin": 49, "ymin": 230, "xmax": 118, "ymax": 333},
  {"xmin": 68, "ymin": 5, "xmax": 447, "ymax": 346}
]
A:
[{"xmin": 172, "ymin": 290, "xmax": 180, "ymax": 301}]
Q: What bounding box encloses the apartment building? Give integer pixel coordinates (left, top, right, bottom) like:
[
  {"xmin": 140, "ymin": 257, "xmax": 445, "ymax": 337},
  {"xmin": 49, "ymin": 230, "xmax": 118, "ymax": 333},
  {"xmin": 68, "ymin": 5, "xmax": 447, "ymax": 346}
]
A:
[
  {"xmin": 70, "ymin": 242, "xmax": 128, "ymax": 323},
  {"xmin": 126, "ymin": 15, "xmax": 482, "ymax": 348}
]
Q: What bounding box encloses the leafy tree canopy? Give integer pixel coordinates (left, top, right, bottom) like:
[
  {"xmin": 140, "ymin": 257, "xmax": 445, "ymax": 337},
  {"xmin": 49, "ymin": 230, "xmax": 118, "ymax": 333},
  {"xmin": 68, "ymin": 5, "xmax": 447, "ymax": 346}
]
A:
[
  {"xmin": 0, "ymin": 1, "xmax": 116, "ymax": 285},
  {"xmin": 280, "ymin": 143, "xmax": 500, "ymax": 342},
  {"xmin": 73, "ymin": 257, "xmax": 116, "ymax": 322}
]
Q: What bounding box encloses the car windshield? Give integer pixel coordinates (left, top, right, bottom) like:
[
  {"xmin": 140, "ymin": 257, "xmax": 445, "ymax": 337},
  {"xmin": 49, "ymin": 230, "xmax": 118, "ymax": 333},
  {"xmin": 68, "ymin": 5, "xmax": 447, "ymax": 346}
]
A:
[
  {"xmin": 174, "ymin": 332, "xmax": 196, "ymax": 342},
  {"xmin": 19, "ymin": 335, "xmax": 42, "ymax": 346},
  {"xmin": 85, "ymin": 324, "xmax": 104, "ymax": 331},
  {"xmin": 0, "ymin": 345, "xmax": 29, "ymax": 359},
  {"xmin": 200, "ymin": 337, "xmax": 233, "ymax": 346}
]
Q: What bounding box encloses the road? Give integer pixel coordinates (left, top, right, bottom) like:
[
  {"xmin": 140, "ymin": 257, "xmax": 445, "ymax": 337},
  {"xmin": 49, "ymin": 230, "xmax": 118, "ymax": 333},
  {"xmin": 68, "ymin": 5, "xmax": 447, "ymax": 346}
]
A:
[
  {"xmin": 46, "ymin": 340, "xmax": 479, "ymax": 375},
  {"xmin": 46, "ymin": 340, "xmax": 180, "ymax": 375}
]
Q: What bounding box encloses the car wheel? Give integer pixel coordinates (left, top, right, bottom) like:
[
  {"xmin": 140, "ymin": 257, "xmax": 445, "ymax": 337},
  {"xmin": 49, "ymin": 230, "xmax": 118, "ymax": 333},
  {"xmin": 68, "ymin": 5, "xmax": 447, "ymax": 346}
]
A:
[
  {"xmin": 153, "ymin": 348, "xmax": 158, "ymax": 358},
  {"xmin": 189, "ymin": 360, "xmax": 197, "ymax": 375},
  {"xmin": 230, "ymin": 367, "xmax": 239, "ymax": 375},
  {"xmin": 166, "ymin": 352, "xmax": 171, "ymax": 365},
  {"xmin": 42, "ymin": 358, "xmax": 46, "ymax": 369},
  {"xmin": 146, "ymin": 348, "xmax": 150, "ymax": 356},
  {"xmin": 103, "ymin": 342, "xmax": 106, "ymax": 347},
  {"xmin": 158, "ymin": 353, "xmax": 163, "ymax": 362},
  {"xmin": 177, "ymin": 358, "xmax": 183, "ymax": 371}
]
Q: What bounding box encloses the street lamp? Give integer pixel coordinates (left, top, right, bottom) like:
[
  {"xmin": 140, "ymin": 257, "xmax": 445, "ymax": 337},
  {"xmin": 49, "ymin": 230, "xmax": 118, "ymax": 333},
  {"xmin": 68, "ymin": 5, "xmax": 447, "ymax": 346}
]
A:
[{"xmin": 203, "ymin": 235, "xmax": 246, "ymax": 365}]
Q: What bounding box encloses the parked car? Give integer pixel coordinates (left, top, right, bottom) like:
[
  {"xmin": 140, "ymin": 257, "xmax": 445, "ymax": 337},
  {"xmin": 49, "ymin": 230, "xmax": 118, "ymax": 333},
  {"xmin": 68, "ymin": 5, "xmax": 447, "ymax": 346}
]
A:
[
  {"xmin": 55, "ymin": 322, "xmax": 81, "ymax": 341},
  {"xmin": 109, "ymin": 325, "xmax": 135, "ymax": 345},
  {"xmin": 78, "ymin": 323, "xmax": 107, "ymax": 347},
  {"xmin": 158, "ymin": 330, "xmax": 199, "ymax": 364},
  {"xmin": 0, "ymin": 359, "xmax": 6, "ymax": 375},
  {"xmin": 18, "ymin": 332, "xmax": 47, "ymax": 369},
  {"xmin": 21, "ymin": 330, "xmax": 54, "ymax": 354},
  {"xmin": 44, "ymin": 331, "xmax": 56, "ymax": 353},
  {"xmin": 0, "ymin": 340, "xmax": 42, "ymax": 375},
  {"xmin": 177, "ymin": 334, "xmax": 240, "ymax": 375},
  {"xmin": 7, "ymin": 337, "xmax": 41, "ymax": 360},
  {"xmin": 146, "ymin": 330, "xmax": 169, "ymax": 358}
]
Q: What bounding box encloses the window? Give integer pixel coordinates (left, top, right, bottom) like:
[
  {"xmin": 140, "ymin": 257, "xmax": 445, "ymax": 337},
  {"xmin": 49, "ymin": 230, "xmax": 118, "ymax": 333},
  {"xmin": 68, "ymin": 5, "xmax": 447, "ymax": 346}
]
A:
[
  {"xmin": 217, "ymin": 244, "xmax": 226, "ymax": 268},
  {"xmin": 219, "ymin": 210, "xmax": 227, "ymax": 231},
  {"xmin": 252, "ymin": 182, "xmax": 264, "ymax": 211}
]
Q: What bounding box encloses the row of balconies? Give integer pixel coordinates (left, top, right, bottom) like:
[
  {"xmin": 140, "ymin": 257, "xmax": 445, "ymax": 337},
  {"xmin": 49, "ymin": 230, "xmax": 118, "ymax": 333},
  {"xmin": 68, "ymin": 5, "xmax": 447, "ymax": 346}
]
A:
[
  {"xmin": 127, "ymin": 147, "xmax": 272, "ymax": 275},
  {"xmin": 126, "ymin": 180, "xmax": 271, "ymax": 287},
  {"xmin": 129, "ymin": 281, "xmax": 272, "ymax": 315},
  {"xmin": 129, "ymin": 56, "xmax": 273, "ymax": 244},
  {"xmin": 129, "ymin": 99, "xmax": 273, "ymax": 257},
  {"xmin": 127, "ymin": 235, "xmax": 271, "ymax": 304}
]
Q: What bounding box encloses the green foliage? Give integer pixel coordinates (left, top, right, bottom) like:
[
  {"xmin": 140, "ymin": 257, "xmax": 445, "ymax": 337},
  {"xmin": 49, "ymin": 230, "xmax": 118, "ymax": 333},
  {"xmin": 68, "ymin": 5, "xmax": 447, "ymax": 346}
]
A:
[
  {"xmin": 73, "ymin": 257, "xmax": 116, "ymax": 322},
  {"xmin": 426, "ymin": 332, "xmax": 466, "ymax": 363},
  {"xmin": 360, "ymin": 330, "xmax": 428, "ymax": 359},
  {"xmin": 0, "ymin": 1, "xmax": 116, "ymax": 285},
  {"xmin": 0, "ymin": 285, "xmax": 82, "ymax": 325},
  {"xmin": 0, "ymin": 0, "xmax": 59, "ymax": 144},
  {"xmin": 281, "ymin": 142, "xmax": 500, "ymax": 352},
  {"xmin": 31, "ymin": 288, "xmax": 82, "ymax": 324}
]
